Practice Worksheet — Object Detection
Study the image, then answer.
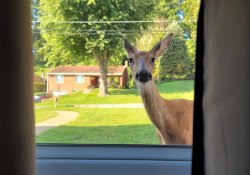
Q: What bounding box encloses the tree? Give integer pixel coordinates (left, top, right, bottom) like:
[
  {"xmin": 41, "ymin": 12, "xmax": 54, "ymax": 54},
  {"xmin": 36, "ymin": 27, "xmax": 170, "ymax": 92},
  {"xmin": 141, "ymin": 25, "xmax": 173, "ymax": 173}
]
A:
[
  {"xmin": 32, "ymin": 0, "xmax": 44, "ymax": 67},
  {"xmin": 135, "ymin": 0, "xmax": 191, "ymax": 83},
  {"xmin": 157, "ymin": 22, "xmax": 191, "ymax": 81},
  {"xmin": 135, "ymin": 0, "xmax": 181, "ymax": 50},
  {"xmin": 37, "ymin": 0, "xmax": 160, "ymax": 96},
  {"xmin": 180, "ymin": 0, "xmax": 200, "ymax": 77}
]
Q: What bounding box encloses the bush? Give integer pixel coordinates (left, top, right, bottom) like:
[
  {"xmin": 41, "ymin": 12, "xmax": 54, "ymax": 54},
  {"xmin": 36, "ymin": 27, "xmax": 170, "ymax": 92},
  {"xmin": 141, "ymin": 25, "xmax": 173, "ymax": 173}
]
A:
[
  {"xmin": 108, "ymin": 77, "xmax": 120, "ymax": 88},
  {"xmin": 153, "ymin": 22, "xmax": 193, "ymax": 81},
  {"xmin": 34, "ymin": 83, "xmax": 46, "ymax": 93},
  {"xmin": 156, "ymin": 36, "xmax": 191, "ymax": 81}
]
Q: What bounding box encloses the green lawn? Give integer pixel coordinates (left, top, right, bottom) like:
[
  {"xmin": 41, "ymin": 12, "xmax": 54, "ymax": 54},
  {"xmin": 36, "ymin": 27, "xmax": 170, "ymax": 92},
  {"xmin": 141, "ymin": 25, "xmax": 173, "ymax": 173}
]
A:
[
  {"xmin": 36, "ymin": 108, "xmax": 160, "ymax": 144},
  {"xmin": 35, "ymin": 80, "xmax": 194, "ymax": 107},
  {"xmin": 35, "ymin": 109, "xmax": 57, "ymax": 123},
  {"xmin": 35, "ymin": 80, "xmax": 194, "ymax": 144}
]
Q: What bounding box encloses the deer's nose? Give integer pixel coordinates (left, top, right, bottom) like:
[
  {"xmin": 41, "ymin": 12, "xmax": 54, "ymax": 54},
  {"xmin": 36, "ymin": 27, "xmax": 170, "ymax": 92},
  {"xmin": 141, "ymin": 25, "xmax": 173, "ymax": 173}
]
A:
[{"xmin": 136, "ymin": 70, "xmax": 152, "ymax": 83}]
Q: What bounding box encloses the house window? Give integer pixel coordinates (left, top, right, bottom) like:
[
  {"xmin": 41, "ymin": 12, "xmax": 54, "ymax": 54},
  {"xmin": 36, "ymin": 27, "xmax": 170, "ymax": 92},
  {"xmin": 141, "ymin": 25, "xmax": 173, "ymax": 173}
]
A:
[
  {"xmin": 76, "ymin": 75, "xmax": 84, "ymax": 83},
  {"xmin": 55, "ymin": 75, "xmax": 64, "ymax": 83}
]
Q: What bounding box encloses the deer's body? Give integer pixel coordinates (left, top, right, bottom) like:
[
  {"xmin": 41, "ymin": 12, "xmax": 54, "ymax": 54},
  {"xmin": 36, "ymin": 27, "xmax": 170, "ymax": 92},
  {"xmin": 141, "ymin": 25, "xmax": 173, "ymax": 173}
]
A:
[
  {"xmin": 124, "ymin": 34, "xmax": 193, "ymax": 145},
  {"xmin": 139, "ymin": 80, "xmax": 193, "ymax": 144}
]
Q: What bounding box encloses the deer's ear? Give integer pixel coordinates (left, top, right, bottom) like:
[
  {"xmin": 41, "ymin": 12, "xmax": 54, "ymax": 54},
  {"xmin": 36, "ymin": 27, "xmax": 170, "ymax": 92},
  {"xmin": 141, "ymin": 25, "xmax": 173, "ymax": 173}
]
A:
[
  {"xmin": 124, "ymin": 39, "xmax": 136, "ymax": 56},
  {"xmin": 150, "ymin": 33, "xmax": 173, "ymax": 58}
]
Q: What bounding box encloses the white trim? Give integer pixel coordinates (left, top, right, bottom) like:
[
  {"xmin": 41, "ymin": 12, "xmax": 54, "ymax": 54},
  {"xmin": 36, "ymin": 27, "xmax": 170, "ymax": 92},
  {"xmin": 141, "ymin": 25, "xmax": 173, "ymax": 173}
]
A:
[
  {"xmin": 52, "ymin": 90, "xmax": 68, "ymax": 96},
  {"xmin": 47, "ymin": 73, "xmax": 85, "ymax": 75},
  {"xmin": 46, "ymin": 75, "xmax": 49, "ymax": 93},
  {"xmin": 107, "ymin": 73, "xmax": 123, "ymax": 76},
  {"xmin": 47, "ymin": 72, "xmax": 123, "ymax": 76}
]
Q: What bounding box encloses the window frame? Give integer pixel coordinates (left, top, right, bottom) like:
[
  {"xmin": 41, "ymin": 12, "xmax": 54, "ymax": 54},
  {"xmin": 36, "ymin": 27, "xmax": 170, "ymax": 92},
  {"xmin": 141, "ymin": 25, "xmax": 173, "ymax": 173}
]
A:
[
  {"xmin": 33, "ymin": 3, "xmax": 193, "ymax": 175},
  {"xmin": 0, "ymin": 1, "xmax": 195, "ymax": 175},
  {"xmin": 36, "ymin": 144, "xmax": 192, "ymax": 175}
]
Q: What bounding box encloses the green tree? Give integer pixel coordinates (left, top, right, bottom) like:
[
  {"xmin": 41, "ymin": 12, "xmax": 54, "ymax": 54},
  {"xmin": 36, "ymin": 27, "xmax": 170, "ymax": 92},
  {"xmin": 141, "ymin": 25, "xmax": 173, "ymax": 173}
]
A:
[
  {"xmin": 135, "ymin": 0, "xmax": 181, "ymax": 50},
  {"xmin": 37, "ymin": 0, "xmax": 160, "ymax": 96},
  {"xmin": 180, "ymin": 0, "xmax": 200, "ymax": 77},
  {"xmin": 157, "ymin": 22, "xmax": 191, "ymax": 81},
  {"xmin": 32, "ymin": 0, "xmax": 44, "ymax": 67},
  {"xmin": 135, "ymin": 0, "xmax": 187, "ymax": 83}
]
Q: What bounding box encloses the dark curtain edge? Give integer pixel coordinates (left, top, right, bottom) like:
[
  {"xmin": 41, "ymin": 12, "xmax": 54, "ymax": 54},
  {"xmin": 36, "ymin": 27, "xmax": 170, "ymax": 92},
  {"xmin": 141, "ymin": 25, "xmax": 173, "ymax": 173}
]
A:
[{"xmin": 192, "ymin": 0, "xmax": 205, "ymax": 175}]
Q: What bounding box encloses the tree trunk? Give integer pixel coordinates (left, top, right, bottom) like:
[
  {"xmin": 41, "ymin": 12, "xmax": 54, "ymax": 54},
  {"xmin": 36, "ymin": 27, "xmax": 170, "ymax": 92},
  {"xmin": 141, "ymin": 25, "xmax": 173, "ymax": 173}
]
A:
[
  {"xmin": 93, "ymin": 48, "xmax": 109, "ymax": 97},
  {"xmin": 171, "ymin": 73, "xmax": 176, "ymax": 81}
]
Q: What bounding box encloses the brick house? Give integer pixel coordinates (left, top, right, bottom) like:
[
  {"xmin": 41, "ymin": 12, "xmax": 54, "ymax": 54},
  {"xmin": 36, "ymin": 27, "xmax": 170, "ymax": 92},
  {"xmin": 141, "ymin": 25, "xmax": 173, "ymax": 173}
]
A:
[{"xmin": 46, "ymin": 65, "xmax": 128, "ymax": 95}]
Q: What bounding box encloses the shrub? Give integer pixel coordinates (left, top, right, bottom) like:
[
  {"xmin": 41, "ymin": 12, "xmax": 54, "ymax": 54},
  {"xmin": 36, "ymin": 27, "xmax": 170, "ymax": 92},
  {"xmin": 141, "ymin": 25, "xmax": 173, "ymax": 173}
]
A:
[{"xmin": 34, "ymin": 83, "xmax": 46, "ymax": 93}]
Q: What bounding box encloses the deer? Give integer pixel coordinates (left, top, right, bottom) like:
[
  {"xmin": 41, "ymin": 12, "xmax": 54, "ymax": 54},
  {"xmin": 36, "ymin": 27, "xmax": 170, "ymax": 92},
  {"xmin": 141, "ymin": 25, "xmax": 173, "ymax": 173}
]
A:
[{"xmin": 124, "ymin": 33, "xmax": 193, "ymax": 145}]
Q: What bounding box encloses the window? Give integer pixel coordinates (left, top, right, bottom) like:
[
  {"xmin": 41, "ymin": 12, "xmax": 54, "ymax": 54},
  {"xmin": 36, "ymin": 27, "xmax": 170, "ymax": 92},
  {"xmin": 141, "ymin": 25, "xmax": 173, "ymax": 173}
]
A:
[
  {"xmin": 55, "ymin": 75, "xmax": 64, "ymax": 83},
  {"xmin": 75, "ymin": 75, "xmax": 84, "ymax": 83},
  {"xmin": 33, "ymin": 0, "xmax": 199, "ymax": 146},
  {"xmin": 27, "ymin": 0, "xmax": 200, "ymax": 174},
  {"xmin": 7, "ymin": 0, "xmax": 250, "ymax": 174}
]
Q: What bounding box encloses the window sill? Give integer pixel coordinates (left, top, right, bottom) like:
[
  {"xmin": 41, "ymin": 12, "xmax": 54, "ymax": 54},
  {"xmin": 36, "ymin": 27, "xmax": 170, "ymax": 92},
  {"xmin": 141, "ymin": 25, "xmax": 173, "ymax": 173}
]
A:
[{"xmin": 36, "ymin": 144, "xmax": 192, "ymax": 175}]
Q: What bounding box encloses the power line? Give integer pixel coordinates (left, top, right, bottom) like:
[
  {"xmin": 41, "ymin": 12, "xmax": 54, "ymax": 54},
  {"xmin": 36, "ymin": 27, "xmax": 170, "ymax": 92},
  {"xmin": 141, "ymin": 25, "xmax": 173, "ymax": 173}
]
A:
[
  {"xmin": 32, "ymin": 27, "xmax": 197, "ymax": 36},
  {"xmin": 33, "ymin": 28, "xmax": 183, "ymax": 32},
  {"xmin": 31, "ymin": 20, "xmax": 197, "ymax": 24},
  {"xmin": 32, "ymin": 31, "xmax": 196, "ymax": 36},
  {"xmin": 32, "ymin": 28, "xmax": 197, "ymax": 33},
  {"xmin": 31, "ymin": 27, "xmax": 198, "ymax": 33}
]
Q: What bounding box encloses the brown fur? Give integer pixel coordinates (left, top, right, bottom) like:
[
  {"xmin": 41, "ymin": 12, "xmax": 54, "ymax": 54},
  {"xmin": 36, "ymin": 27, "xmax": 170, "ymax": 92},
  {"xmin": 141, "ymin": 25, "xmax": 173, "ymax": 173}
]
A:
[
  {"xmin": 124, "ymin": 34, "xmax": 193, "ymax": 145},
  {"xmin": 139, "ymin": 80, "xmax": 193, "ymax": 144}
]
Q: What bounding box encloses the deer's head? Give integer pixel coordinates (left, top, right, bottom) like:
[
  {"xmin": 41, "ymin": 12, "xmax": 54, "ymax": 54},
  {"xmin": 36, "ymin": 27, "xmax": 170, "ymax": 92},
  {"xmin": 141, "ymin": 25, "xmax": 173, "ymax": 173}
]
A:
[{"xmin": 124, "ymin": 33, "xmax": 173, "ymax": 86}]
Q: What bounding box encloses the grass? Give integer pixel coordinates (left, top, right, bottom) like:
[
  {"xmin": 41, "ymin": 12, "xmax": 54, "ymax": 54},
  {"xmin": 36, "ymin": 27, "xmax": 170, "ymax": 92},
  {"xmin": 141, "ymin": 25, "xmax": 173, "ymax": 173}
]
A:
[
  {"xmin": 157, "ymin": 80, "xmax": 194, "ymax": 99},
  {"xmin": 35, "ymin": 80, "xmax": 194, "ymax": 144},
  {"xmin": 36, "ymin": 108, "xmax": 160, "ymax": 144},
  {"xmin": 35, "ymin": 109, "xmax": 57, "ymax": 123},
  {"xmin": 35, "ymin": 80, "xmax": 194, "ymax": 107}
]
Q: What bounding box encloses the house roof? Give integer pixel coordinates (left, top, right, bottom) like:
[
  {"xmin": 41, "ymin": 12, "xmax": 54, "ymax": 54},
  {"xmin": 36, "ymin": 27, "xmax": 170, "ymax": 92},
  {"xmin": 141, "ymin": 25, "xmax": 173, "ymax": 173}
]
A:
[
  {"xmin": 33, "ymin": 74, "xmax": 44, "ymax": 83},
  {"xmin": 47, "ymin": 65, "xmax": 127, "ymax": 76}
]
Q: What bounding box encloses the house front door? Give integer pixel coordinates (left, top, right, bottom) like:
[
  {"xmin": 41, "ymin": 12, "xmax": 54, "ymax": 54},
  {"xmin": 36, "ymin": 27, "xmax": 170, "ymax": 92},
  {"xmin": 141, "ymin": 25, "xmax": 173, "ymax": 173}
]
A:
[{"xmin": 90, "ymin": 77, "xmax": 98, "ymax": 88}]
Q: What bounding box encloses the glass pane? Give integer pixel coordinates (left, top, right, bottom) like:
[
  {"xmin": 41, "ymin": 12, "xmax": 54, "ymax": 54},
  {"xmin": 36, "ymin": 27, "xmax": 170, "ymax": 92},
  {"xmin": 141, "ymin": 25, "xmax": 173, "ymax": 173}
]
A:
[
  {"xmin": 76, "ymin": 75, "xmax": 84, "ymax": 83},
  {"xmin": 32, "ymin": 0, "xmax": 199, "ymax": 145},
  {"xmin": 55, "ymin": 75, "xmax": 64, "ymax": 83}
]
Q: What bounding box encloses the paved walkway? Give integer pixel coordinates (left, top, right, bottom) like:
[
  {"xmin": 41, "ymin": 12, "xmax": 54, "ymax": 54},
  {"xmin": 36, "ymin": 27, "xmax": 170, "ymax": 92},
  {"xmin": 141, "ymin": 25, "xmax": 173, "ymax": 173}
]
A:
[
  {"xmin": 35, "ymin": 111, "xmax": 79, "ymax": 135},
  {"xmin": 76, "ymin": 103, "xmax": 144, "ymax": 108}
]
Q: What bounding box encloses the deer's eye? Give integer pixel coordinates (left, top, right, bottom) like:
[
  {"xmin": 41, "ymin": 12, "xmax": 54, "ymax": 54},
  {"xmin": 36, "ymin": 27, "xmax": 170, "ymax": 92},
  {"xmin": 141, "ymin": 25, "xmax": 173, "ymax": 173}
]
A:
[
  {"xmin": 151, "ymin": 57, "xmax": 156, "ymax": 63},
  {"xmin": 128, "ymin": 57, "xmax": 134, "ymax": 65}
]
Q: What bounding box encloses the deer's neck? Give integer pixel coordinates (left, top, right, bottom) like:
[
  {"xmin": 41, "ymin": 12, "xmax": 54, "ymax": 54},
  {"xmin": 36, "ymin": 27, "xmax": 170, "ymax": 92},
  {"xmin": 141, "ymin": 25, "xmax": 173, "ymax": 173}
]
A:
[{"xmin": 137, "ymin": 81, "xmax": 167, "ymax": 122}]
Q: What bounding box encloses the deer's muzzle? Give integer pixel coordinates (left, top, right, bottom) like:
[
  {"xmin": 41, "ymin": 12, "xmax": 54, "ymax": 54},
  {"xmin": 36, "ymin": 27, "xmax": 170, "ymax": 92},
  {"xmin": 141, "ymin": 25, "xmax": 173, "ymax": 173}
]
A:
[{"xmin": 136, "ymin": 70, "xmax": 152, "ymax": 83}]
